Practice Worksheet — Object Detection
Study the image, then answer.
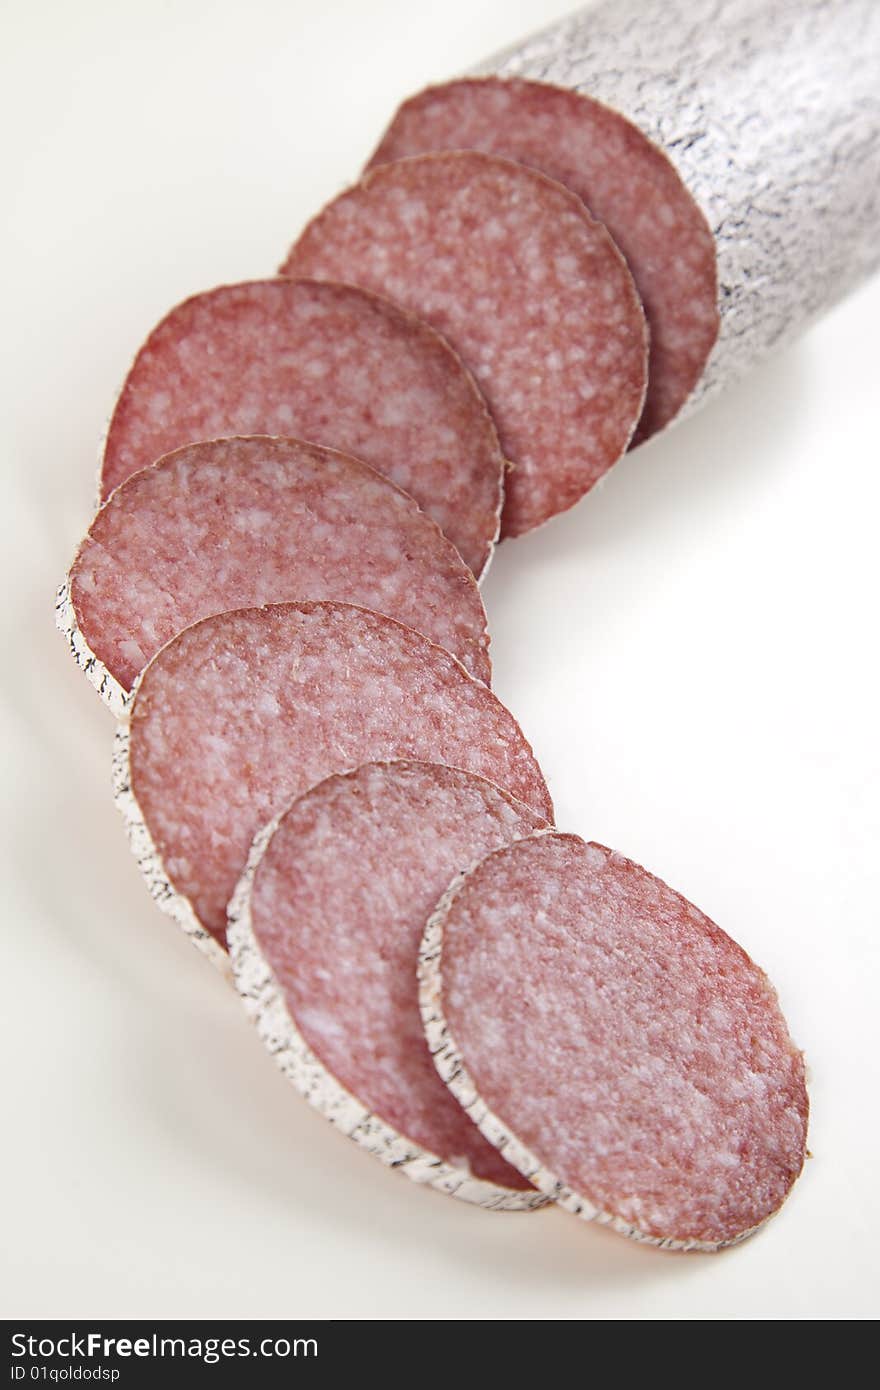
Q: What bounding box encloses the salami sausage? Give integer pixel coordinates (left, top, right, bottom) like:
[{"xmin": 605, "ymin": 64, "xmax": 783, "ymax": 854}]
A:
[
  {"xmin": 420, "ymin": 834, "xmax": 808, "ymax": 1250},
  {"xmin": 116, "ymin": 602, "xmax": 552, "ymax": 963},
  {"xmin": 101, "ymin": 278, "xmax": 505, "ymax": 576},
  {"xmin": 60, "ymin": 435, "xmax": 492, "ymax": 715},
  {"xmin": 281, "ymin": 152, "xmax": 648, "ymax": 539},
  {"xmin": 471, "ymin": 0, "xmax": 880, "ymax": 421},
  {"xmin": 228, "ymin": 760, "xmax": 549, "ymax": 1207},
  {"xmin": 367, "ymin": 77, "xmax": 718, "ymax": 442}
]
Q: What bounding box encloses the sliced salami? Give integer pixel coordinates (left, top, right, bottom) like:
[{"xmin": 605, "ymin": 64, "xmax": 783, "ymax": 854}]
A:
[
  {"xmin": 367, "ymin": 77, "xmax": 718, "ymax": 442},
  {"xmin": 420, "ymin": 834, "xmax": 808, "ymax": 1250},
  {"xmin": 281, "ymin": 151, "xmax": 648, "ymax": 539},
  {"xmin": 228, "ymin": 760, "xmax": 549, "ymax": 1207},
  {"xmin": 61, "ymin": 435, "xmax": 492, "ymax": 714},
  {"xmin": 101, "ymin": 278, "xmax": 505, "ymax": 577},
  {"xmin": 116, "ymin": 602, "xmax": 552, "ymax": 960}
]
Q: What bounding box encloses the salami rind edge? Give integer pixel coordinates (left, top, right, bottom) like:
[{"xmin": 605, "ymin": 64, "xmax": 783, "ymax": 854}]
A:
[
  {"xmin": 419, "ymin": 833, "xmax": 808, "ymax": 1252},
  {"xmin": 115, "ymin": 602, "xmax": 553, "ymax": 960},
  {"xmin": 112, "ymin": 717, "xmax": 230, "ymax": 974},
  {"xmin": 56, "ymin": 578, "xmax": 126, "ymax": 717},
  {"xmin": 471, "ymin": 0, "xmax": 880, "ymax": 418},
  {"xmin": 227, "ymin": 763, "xmax": 550, "ymax": 1210},
  {"xmin": 60, "ymin": 435, "xmax": 492, "ymax": 713}
]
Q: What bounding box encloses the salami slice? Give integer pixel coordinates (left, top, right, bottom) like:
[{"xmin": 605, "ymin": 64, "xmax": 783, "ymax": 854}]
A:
[
  {"xmin": 281, "ymin": 152, "xmax": 648, "ymax": 539},
  {"xmin": 420, "ymin": 834, "xmax": 808, "ymax": 1251},
  {"xmin": 367, "ymin": 77, "xmax": 718, "ymax": 442},
  {"xmin": 228, "ymin": 761, "xmax": 549, "ymax": 1207},
  {"xmin": 60, "ymin": 435, "xmax": 491, "ymax": 715},
  {"xmin": 116, "ymin": 602, "xmax": 552, "ymax": 961},
  {"xmin": 101, "ymin": 278, "xmax": 505, "ymax": 577}
]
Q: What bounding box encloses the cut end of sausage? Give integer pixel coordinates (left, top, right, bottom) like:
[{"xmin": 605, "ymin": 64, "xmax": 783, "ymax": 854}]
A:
[{"xmin": 367, "ymin": 77, "xmax": 719, "ymax": 442}]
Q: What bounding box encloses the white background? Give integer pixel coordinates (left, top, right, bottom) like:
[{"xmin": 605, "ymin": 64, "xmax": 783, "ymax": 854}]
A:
[{"xmin": 3, "ymin": 0, "xmax": 878, "ymax": 1320}]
